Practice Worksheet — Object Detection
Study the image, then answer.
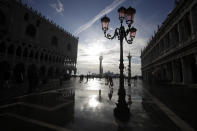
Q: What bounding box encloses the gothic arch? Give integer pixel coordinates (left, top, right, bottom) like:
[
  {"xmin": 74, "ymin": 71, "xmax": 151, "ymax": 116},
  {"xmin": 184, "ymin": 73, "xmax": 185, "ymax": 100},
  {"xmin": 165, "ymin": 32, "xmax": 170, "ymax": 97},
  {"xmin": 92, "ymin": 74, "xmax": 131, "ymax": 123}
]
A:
[
  {"xmin": 29, "ymin": 49, "xmax": 34, "ymax": 58},
  {"xmin": 35, "ymin": 51, "xmax": 39, "ymax": 60},
  {"xmin": 7, "ymin": 44, "xmax": 15, "ymax": 55},
  {"xmin": 40, "ymin": 52, "xmax": 44, "ymax": 61},
  {"xmin": 23, "ymin": 48, "xmax": 28, "ymax": 58},
  {"xmin": 44, "ymin": 54, "xmax": 48, "ymax": 61},
  {"xmin": 16, "ymin": 46, "xmax": 22, "ymax": 57},
  {"xmin": 49, "ymin": 55, "xmax": 52, "ymax": 62},
  {"xmin": 53, "ymin": 55, "xmax": 56, "ymax": 62}
]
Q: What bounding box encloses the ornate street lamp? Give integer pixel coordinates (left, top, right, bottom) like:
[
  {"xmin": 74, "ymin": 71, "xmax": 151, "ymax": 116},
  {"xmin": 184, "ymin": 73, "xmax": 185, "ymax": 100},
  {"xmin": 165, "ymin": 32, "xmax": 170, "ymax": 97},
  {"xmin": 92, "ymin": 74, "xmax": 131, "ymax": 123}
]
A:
[{"xmin": 101, "ymin": 6, "xmax": 137, "ymax": 121}]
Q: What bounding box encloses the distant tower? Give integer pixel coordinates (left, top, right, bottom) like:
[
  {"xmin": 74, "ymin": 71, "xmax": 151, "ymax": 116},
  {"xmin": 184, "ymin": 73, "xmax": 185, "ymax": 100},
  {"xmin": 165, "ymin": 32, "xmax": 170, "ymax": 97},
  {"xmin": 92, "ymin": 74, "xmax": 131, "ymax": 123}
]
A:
[
  {"xmin": 99, "ymin": 56, "xmax": 103, "ymax": 75},
  {"xmin": 127, "ymin": 53, "xmax": 132, "ymax": 86}
]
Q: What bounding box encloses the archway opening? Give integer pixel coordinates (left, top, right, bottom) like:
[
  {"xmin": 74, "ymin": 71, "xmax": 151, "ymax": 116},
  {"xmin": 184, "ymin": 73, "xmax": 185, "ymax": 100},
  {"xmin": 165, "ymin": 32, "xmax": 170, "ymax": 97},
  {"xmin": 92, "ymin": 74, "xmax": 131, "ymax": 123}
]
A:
[
  {"xmin": 7, "ymin": 44, "xmax": 15, "ymax": 56},
  {"xmin": 0, "ymin": 61, "xmax": 10, "ymax": 88},
  {"xmin": 16, "ymin": 46, "xmax": 22, "ymax": 57},
  {"xmin": 13, "ymin": 63, "xmax": 25, "ymax": 83},
  {"xmin": 0, "ymin": 41, "xmax": 6, "ymax": 54}
]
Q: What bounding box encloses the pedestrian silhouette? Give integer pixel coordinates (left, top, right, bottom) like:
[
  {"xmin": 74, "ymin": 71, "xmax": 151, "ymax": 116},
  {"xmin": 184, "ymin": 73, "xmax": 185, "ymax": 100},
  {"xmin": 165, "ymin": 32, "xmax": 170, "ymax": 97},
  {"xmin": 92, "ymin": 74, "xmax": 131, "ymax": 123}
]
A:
[{"xmin": 108, "ymin": 76, "xmax": 114, "ymax": 100}]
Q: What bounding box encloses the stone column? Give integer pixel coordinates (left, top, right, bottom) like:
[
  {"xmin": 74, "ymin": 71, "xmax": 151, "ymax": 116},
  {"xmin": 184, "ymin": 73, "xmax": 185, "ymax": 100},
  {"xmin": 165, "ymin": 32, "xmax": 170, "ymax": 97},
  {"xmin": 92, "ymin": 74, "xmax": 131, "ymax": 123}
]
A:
[
  {"xmin": 181, "ymin": 57, "xmax": 193, "ymax": 84},
  {"xmin": 195, "ymin": 54, "xmax": 197, "ymax": 65},
  {"xmin": 172, "ymin": 61, "xmax": 176, "ymax": 83}
]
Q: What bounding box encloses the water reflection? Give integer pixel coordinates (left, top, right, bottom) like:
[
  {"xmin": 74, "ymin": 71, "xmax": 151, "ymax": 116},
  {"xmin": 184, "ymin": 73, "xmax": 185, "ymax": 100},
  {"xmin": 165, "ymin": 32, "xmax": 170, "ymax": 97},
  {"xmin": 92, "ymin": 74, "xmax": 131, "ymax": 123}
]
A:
[
  {"xmin": 85, "ymin": 79, "xmax": 101, "ymax": 90},
  {"xmin": 88, "ymin": 95, "xmax": 99, "ymax": 108}
]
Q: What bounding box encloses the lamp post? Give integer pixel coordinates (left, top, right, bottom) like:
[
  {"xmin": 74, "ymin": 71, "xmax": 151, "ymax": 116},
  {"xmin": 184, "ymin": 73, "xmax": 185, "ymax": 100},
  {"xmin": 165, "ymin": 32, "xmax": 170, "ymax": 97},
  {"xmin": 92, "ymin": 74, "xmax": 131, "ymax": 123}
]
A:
[
  {"xmin": 101, "ymin": 6, "xmax": 137, "ymax": 121},
  {"xmin": 127, "ymin": 53, "xmax": 132, "ymax": 86}
]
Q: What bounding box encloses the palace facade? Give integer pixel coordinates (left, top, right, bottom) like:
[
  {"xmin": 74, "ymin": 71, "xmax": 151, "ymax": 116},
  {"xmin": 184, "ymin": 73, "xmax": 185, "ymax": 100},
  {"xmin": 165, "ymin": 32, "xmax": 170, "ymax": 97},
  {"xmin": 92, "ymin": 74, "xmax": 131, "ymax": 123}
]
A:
[
  {"xmin": 0, "ymin": 0, "xmax": 78, "ymax": 89},
  {"xmin": 141, "ymin": 0, "xmax": 197, "ymax": 85}
]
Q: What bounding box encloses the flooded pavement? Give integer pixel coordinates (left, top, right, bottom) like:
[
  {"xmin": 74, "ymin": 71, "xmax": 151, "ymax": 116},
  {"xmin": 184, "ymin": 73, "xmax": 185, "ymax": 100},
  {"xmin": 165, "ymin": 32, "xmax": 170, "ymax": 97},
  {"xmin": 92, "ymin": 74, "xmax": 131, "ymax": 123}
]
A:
[{"xmin": 0, "ymin": 78, "xmax": 187, "ymax": 131}]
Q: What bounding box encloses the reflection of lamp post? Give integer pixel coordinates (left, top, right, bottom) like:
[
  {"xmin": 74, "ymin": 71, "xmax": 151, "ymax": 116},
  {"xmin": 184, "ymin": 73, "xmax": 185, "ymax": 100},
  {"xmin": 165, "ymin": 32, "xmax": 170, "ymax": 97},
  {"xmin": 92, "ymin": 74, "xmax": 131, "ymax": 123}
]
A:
[
  {"xmin": 127, "ymin": 53, "xmax": 132, "ymax": 86},
  {"xmin": 101, "ymin": 6, "xmax": 137, "ymax": 121},
  {"xmin": 99, "ymin": 56, "xmax": 103, "ymax": 77}
]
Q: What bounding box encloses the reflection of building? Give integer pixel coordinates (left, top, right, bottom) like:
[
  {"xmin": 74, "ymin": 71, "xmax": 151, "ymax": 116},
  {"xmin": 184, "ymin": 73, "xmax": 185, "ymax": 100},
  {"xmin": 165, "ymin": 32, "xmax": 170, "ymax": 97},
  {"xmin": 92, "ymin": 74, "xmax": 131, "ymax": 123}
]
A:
[
  {"xmin": 0, "ymin": 0, "xmax": 78, "ymax": 89},
  {"xmin": 99, "ymin": 56, "xmax": 103, "ymax": 75},
  {"xmin": 141, "ymin": 0, "xmax": 197, "ymax": 84}
]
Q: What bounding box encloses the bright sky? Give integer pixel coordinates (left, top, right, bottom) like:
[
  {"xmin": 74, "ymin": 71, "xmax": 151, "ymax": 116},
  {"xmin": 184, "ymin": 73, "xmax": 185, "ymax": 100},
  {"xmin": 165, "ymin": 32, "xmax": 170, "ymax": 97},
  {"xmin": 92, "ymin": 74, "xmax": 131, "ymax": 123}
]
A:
[{"xmin": 22, "ymin": 0, "xmax": 174, "ymax": 75}]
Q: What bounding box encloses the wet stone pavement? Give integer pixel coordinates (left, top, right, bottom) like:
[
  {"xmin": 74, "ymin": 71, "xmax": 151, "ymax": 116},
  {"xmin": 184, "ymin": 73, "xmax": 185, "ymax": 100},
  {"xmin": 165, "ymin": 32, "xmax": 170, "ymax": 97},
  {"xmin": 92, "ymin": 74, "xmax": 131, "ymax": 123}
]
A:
[{"xmin": 0, "ymin": 78, "xmax": 182, "ymax": 131}]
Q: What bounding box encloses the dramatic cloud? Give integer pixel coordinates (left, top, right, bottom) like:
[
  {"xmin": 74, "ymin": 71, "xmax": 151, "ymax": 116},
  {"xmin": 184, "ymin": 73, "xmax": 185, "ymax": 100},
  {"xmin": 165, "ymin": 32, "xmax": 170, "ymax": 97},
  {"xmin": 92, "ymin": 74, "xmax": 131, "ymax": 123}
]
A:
[
  {"xmin": 74, "ymin": 0, "xmax": 126, "ymax": 36},
  {"xmin": 50, "ymin": 0, "xmax": 64, "ymax": 14}
]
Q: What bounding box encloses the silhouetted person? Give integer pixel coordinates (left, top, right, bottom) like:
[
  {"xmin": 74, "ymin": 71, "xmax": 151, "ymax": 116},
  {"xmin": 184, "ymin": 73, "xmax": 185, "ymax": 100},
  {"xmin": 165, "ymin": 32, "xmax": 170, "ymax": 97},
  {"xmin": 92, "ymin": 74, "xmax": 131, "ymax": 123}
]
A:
[
  {"xmin": 86, "ymin": 74, "xmax": 89, "ymax": 82},
  {"xmin": 108, "ymin": 76, "xmax": 114, "ymax": 100},
  {"xmin": 79, "ymin": 75, "xmax": 84, "ymax": 83},
  {"xmin": 108, "ymin": 87, "xmax": 113, "ymax": 100},
  {"xmin": 109, "ymin": 76, "xmax": 113, "ymax": 88}
]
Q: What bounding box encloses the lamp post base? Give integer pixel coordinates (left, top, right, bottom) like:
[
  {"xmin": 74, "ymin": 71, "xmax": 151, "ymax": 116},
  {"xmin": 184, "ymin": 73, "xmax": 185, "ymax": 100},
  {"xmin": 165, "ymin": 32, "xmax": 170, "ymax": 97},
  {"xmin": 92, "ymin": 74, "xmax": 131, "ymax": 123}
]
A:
[{"xmin": 114, "ymin": 103, "xmax": 130, "ymax": 122}]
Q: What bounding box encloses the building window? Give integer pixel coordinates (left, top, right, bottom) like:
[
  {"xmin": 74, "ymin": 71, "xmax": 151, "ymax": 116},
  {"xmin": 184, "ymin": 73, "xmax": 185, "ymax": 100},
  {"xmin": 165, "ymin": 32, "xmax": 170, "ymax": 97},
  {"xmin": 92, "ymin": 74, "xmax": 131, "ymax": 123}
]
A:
[
  {"xmin": 24, "ymin": 13, "xmax": 29, "ymax": 21},
  {"xmin": 184, "ymin": 13, "xmax": 192, "ymax": 37},
  {"xmin": 51, "ymin": 36, "xmax": 58, "ymax": 46},
  {"xmin": 67, "ymin": 43, "xmax": 71, "ymax": 51},
  {"xmin": 171, "ymin": 24, "xmax": 179, "ymax": 44},
  {"xmin": 25, "ymin": 24, "xmax": 37, "ymax": 38},
  {"xmin": 0, "ymin": 10, "xmax": 5, "ymax": 26},
  {"xmin": 179, "ymin": 13, "xmax": 192, "ymax": 41},
  {"xmin": 36, "ymin": 20, "xmax": 40, "ymax": 27}
]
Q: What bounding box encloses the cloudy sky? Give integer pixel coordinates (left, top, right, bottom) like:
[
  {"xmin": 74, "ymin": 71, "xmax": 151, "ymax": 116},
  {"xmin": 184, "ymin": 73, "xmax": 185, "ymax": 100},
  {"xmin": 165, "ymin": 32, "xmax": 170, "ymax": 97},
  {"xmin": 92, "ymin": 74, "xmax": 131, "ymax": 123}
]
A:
[{"xmin": 22, "ymin": 0, "xmax": 174, "ymax": 75}]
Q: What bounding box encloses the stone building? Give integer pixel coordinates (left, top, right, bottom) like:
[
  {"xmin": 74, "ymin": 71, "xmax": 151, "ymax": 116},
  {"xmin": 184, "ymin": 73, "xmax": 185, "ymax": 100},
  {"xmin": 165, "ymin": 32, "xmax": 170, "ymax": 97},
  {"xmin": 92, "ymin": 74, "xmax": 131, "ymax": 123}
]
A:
[
  {"xmin": 0, "ymin": 0, "xmax": 78, "ymax": 89},
  {"xmin": 141, "ymin": 0, "xmax": 197, "ymax": 85}
]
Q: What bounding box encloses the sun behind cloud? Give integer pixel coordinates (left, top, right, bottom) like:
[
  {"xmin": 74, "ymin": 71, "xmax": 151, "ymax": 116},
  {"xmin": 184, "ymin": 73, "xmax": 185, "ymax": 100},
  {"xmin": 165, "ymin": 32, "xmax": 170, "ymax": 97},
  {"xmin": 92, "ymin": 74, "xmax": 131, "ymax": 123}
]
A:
[{"xmin": 86, "ymin": 42, "xmax": 105, "ymax": 56}]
